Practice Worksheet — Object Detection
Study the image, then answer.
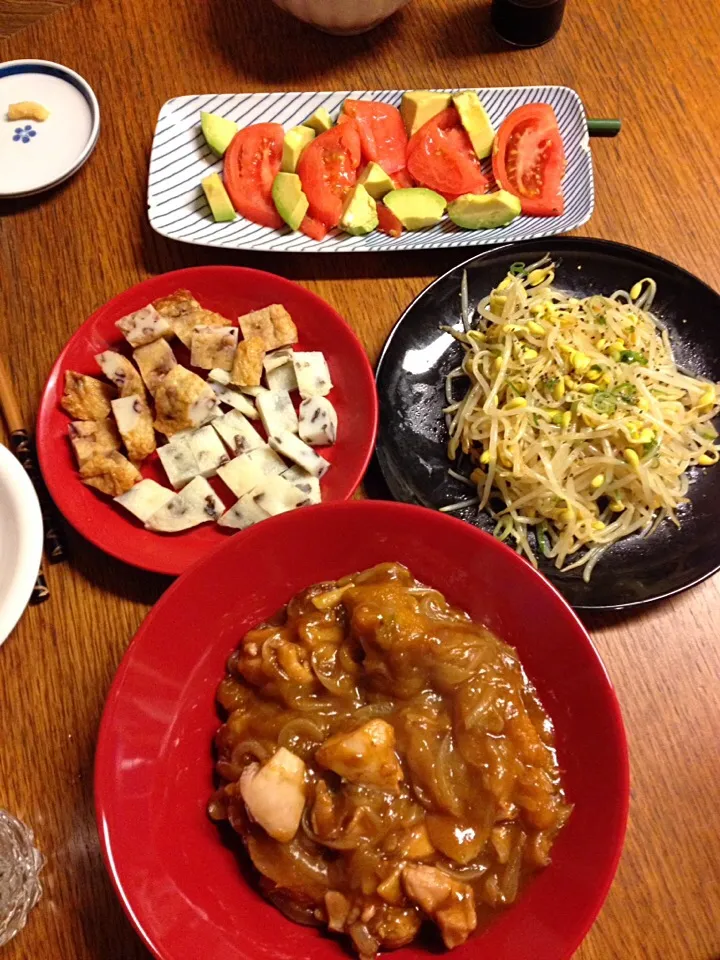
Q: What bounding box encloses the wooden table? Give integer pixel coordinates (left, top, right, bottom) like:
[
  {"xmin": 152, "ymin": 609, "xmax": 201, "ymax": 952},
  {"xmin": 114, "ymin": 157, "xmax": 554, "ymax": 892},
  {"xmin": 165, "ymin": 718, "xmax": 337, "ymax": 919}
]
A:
[{"xmin": 1, "ymin": 0, "xmax": 718, "ymax": 957}]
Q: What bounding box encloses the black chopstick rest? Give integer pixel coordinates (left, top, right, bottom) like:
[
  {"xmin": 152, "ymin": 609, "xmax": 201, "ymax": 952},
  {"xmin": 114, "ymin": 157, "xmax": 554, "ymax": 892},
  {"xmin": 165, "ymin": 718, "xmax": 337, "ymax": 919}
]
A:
[{"xmin": 10, "ymin": 429, "xmax": 67, "ymax": 563}]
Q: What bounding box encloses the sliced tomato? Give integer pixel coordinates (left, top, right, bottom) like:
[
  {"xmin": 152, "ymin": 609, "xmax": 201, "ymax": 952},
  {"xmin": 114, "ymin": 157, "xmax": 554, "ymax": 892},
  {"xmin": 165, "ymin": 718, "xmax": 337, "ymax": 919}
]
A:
[
  {"xmin": 391, "ymin": 168, "xmax": 415, "ymax": 189},
  {"xmin": 377, "ymin": 204, "xmax": 403, "ymax": 238},
  {"xmin": 492, "ymin": 104, "xmax": 566, "ymax": 217},
  {"xmin": 342, "ymin": 100, "xmax": 408, "ymax": 175},
  {"xmin": 223, "ymin": 123, "xmax": 284, "ymax": 229},
  {"xmin": 406, "ymin": 108, "xmax": 488, "ymax": 197},
  {"xmin": 297, "ymin": 121, "xmax": 362, "ymax": 228},
  {"xmin": 300, "ymin": 216, "xmax": 329, "ymax": 241}
]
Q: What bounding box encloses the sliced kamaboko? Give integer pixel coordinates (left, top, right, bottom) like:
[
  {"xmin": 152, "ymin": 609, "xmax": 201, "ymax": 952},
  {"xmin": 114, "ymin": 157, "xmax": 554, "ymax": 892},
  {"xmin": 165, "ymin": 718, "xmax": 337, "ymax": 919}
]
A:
[
  {"xmin": 188, "ymin": 424, "xmax": 229, "ymax": 478},
  {"xmin": 217, "ymin": 494, "xmax": 271, "ymax": 530},
  {"xmin": 282, "ymin": 466, "xmax": 322, "ymax": 505},
  {"xmin": 263, "ymin": 347, "xmax": 295, "ymax": 374},
  {"xmin": 190, "ymin": 326, "xmax": 238, "ymax": 371},
  {"xmin": 268, "ymin": 431, "xmax": 330, "ymax": 478},
  {"xmin": 133, "ymin": 338, "xmax": 178, "ymax": 394},
  {"xmin": 291, "ymin": 352, "xmax": 332, "ymax": 399},
  {"xmin": 115, "ymin": 304, "xmax": 172, "ymax": 347},
  {"xmin": 114, "ymin": 478, "xmax": 175, "ymax": 523},
  {"xmin": 110, "ymin": 395, "xmax": 156, "ymax": 462},
  {"xmin": 217, "ymin": 447, "xmax": 286, "ymax": 499},
  {"xmin": 256, "ymin": 389, "xmax": 298, "ymax": 437},
  {"xmin": 68, "ymin": 418, "xmax": 120, "ymax": 466},
  {"xmin": 298, "ymin": 396, "xmax": 337, "ymax": 446},
  {"xmin": 266, "ymin": 359, "xmax": 298, "ymax": 393},
  {"xmin": 157, "ymin": 436, "xmax": 200, "ymax": 489},
  {"xmin": 249, "ymin": 474, "xmax": 306, "ymax": 516},
  {"xmin": 94, "ymin": 350, "xmax": 145, "ymax": 398},
  {"xmin": 208, "ymin": 368, "xmax": 231, "ymax": 386},
  {"xmin": 145, "ymin": 475, "xmax": 223, "ymax": 532},
  {"xmin": 239, "ymin": 747, "xmax": 306, "ymax": 843},
  {"xmin": 209, "ymin": 381, "xmax": 259, "ymax": 419},
  {"xmin": 212, "ymin": 410, "xmax": 266, "ymax": 456},
  {"xmin": 153, "ymin": 366, "xmax": 218, "ymax": 437}
]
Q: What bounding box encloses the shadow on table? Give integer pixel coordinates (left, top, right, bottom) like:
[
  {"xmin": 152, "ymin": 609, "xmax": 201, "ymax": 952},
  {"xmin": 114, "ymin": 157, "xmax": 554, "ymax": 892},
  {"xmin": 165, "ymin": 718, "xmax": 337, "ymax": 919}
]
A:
[
  {"xmin": 205, "ymin": 0, "xmax": 405, "ymax": 84},
  {"xmin": 434, "ymin": 0, "xmax": 509, "ymax": 59}
]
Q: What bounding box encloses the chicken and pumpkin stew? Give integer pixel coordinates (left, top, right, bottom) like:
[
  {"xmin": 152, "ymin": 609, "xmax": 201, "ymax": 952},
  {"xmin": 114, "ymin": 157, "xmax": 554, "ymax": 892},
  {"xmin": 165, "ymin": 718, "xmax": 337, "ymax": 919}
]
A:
[{"xmin": 208, "ymin": 563, "xmax": 571, "ymax": 957}]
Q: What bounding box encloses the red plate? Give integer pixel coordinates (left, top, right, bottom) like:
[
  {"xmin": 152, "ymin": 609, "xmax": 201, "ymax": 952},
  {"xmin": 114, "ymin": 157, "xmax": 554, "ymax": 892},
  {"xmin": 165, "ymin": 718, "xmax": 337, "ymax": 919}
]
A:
[
  {"xmin": 95, "ymin": 501, "xmax": 629, "ymax": 960},
  {"xmin": 36, "ymin": 266, "xmax": 377, "ymax": 576}
]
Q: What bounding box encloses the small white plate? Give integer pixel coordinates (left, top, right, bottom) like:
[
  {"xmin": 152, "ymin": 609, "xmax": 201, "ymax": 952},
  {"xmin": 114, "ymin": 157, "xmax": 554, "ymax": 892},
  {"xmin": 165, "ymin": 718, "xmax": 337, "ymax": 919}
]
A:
[
  {"xmin": 0, "ymin": 59, "xmax": 100, "ymax": 198},
  {"xmin": 148, "ymin": 85, "xmax": 594, "ymax": 253},
  {"xmin": 0, "ymin": 444, "xmax": 44, "ymax": 646}
]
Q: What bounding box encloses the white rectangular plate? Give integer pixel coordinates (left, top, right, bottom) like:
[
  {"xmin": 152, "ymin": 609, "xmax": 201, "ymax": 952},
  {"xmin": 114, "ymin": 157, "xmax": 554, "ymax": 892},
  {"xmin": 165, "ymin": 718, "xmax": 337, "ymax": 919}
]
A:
[{"xmin": 148, "ymin": 86, "xmax": 594, "ymax": 254}]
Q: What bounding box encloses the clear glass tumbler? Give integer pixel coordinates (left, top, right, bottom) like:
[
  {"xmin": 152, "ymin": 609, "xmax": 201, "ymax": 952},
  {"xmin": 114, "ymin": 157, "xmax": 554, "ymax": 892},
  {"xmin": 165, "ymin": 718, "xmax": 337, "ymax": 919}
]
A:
[{"xmin": 0, "ymin": 810, "xmax": 44, "ymax": 947}]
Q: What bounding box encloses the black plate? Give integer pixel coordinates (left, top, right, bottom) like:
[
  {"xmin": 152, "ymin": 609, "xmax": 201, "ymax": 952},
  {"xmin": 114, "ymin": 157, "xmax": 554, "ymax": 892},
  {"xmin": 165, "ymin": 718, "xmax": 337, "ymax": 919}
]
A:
[{"xmin": 375, "ymin": 237, "xmax": 720, "ymax": 610}]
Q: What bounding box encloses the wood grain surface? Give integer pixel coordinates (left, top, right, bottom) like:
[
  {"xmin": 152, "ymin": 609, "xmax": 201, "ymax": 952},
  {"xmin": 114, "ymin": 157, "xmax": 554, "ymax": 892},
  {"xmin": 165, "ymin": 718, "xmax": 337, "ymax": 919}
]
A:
[{"xmin": 0, "ymin": 0, "xmax": 719, "ymax": 958}]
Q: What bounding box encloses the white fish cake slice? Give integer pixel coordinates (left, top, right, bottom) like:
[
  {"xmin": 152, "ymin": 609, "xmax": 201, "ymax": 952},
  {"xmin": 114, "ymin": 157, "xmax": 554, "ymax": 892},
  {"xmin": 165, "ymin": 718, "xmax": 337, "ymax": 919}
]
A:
[
  {"xmin": 69, "ymin": 418, "xmax": 121, "ymax": 466},
  {"xmin": 208, "ymin": 368, "xmax": 231, "ymax": 386},
  {"xmin": 217, "ymin": 447, "xmax": 286, "ymax": 498},
  {"xmin": 291, "ymin": 352, "xmax": 332, "ymax": 399},
  {"xmin": 133, "ymin": 338, "xmax": 178, "ymax": 394},
  {"xmin": 263, "ymin": 348, "xmax": 295, "ymax": 374},
  {"xmin": 95, "ymin": 350, "xmax": 145, "ymax": 398},
  {"xmin": 153, "ymin": 366, "xmax": 219, "ymax": 437},
  {"xmin": 266, "ymin": 360, "xmax": 297, "ymax": 393},
  {"xmin": 157, "ymin": 436, "xmax": 200, "ymax": 489},
  {"xmin": 209, "ymin": 381, "xmax": 259, "ymax": 419},
  {"xmin": 116, "ymin": 305, "xmax": 173, "ymax": 347},
  {"xmin": 256, "ymin": 389, "xmax": 298, "ymax": 437},
  {"xmin": 218, "ymin": 495, "xmax": 270, "ymax": 530},
  {"xmin": 268, "ymin": 431, "xmax": 330, "ymax": 478},
  {"xmin": 188, "ymin": 424, "xmax": 230, "ymax": 478},
  {"xmin": 240, "ymin": 385, "xmax": 267, "ymax": 399},
  {"xmin": 111, "ymin": 395, "xmax": 156, "ymax": 462},
  {"xmin": 298, "ymin": 396, "xmax": 337, "ymax": 446},
  {"xmin": 249, "ymin": 475, "xmax": 305, "ymax": 516},
  {"xmin": 190, "ymin": 326, "xmax": 238, "ymax": 371},
  {"xmin": 282, "ymin": 469, "xmax": 321, "ymax": 505},
  {"xmin": 114, "ymin": 478, "xmax": 175, "ymax": 522},
  {"xmin": 212, "ymin": 410, "xmax": 266, "ymax": 456},
  {"xmin": 145, "ymin": 476, "xmax": 223, "ymax": 532}
]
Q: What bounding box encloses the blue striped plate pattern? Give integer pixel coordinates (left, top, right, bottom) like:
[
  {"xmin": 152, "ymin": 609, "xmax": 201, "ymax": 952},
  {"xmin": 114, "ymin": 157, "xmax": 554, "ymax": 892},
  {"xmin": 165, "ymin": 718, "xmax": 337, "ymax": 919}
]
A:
[{"xmin": 148, "ymin": 87, "xmax": 593, "ymax": 254}]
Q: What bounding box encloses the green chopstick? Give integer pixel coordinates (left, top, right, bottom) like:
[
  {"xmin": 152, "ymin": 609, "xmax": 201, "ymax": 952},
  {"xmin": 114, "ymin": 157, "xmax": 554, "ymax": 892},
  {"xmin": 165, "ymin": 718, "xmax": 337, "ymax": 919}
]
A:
[{"xmin": 587, "ymin": 118, "xmax": 622, "ymax": 137}]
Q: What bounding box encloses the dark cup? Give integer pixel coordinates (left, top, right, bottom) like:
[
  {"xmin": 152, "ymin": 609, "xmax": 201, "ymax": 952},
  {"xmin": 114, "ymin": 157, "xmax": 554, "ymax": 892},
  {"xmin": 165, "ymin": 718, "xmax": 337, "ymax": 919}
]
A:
[{"xmin": 491, "ymin": 0, "xmax": 567, "ymax": 48}]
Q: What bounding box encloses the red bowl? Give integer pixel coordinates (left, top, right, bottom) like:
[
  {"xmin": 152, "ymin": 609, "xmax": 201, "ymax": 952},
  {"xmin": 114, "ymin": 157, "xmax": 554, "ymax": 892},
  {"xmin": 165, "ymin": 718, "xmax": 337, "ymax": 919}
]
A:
[
  {"xmin": 36, "ymin": 266, "xmax": 377, "ymax": 575},
  {"xmin": 95, "ymin": 500, "xmax": 629, "ymax": 960}
]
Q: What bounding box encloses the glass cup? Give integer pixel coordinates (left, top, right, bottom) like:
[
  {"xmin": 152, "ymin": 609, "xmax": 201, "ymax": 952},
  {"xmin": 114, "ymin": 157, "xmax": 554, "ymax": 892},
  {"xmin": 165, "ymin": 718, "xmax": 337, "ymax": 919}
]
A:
[
  {"xmin": 0, "ymin": 810, "xmax": 44, "ymax": 947},
  {"xmin": 491, "ymin": 0, "xmax": 567, "ymax": 47}
]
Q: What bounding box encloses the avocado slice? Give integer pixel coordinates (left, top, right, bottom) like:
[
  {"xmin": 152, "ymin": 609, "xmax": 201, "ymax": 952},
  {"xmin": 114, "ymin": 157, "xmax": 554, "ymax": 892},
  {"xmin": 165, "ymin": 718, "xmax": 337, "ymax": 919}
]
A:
[
  {"xmin": 200, "ymin": 111, "xmax": 238, "ymax": 157},
  {"xmin": 339, "ymin": 184, "xmax": 378, "ymax": 236},
  {"xmin": 201, "ymin": 173, "xmax": 237, "ymax": 222},
  {"xmin": 448, "ymin": 190, "xmax": 521, "ymax": 230},
  {"xmin": 358, "ymin": 162, "xmax": 395, "ymax": 201},
  {"xmin": 302, "ymin": 107, "xmax": 333, "ymax": 134},
  {"xmin": 272, "ymin": 172, "xmax": 309, "ymax": 231},
  {"xmin": 383, "ymin": 188, "xmax": 447, "ymax": 231},
  {"xmin": 281, "ymin": 126, "xmax": 316, "ymax": 174},
  {"xmin": 452, "ymin": 91, "xmax": 495, "ymax": 160},
  {"xmin": 400, "ymin": 91, "xmax": 452, "ymax": 137}
]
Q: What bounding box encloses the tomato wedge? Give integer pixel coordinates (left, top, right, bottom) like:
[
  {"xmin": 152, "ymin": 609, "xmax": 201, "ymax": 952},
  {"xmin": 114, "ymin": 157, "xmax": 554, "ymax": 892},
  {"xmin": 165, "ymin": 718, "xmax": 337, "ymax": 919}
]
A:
[
  {"xmin": 377, "ymin": 204, "xmax": 403, "ymax": 238},
  {"xmin": 391, "ymin": 168, "xmax": 415, "ymax": 190},
  {"xmin": 342, "ymin": 100, "xmax": 408, "ymax": 175},
  {"xmin": 300, "ymin": 216, "xmax": 329, "ymax": 242},
  {"xmin": 297, "ymin": 122, "xmax": 362, "ymax": 228},
  {"xmin": 492, "ymin": 104, "xmax": 566, "ymax": 217},
  {"xmin": 223, "ymin": 123, "xmax": 284, "ymax": 229},
  {"xmin": 406, "ymin": 108, "xmax": 488, "ymax": 198}
]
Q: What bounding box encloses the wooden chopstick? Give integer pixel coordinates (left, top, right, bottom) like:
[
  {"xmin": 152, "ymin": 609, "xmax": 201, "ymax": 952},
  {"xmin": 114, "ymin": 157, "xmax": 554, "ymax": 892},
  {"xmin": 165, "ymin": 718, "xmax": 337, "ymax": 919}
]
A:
[{"xmin": 0, "ymin": 352, "xmax": 67, "ymax": 604}]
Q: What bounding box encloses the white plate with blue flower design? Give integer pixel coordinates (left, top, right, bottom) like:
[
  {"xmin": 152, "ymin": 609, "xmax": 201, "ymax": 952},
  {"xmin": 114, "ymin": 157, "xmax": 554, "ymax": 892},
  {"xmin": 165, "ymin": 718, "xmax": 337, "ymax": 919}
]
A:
[{"xmin": 0, "ymin": 59, "xmax": 100, "ymax": 198}]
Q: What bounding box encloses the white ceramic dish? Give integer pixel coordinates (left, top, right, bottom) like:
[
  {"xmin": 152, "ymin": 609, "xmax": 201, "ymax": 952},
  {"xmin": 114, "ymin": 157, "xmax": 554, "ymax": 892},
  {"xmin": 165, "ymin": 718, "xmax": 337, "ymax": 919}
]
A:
[
  {"xmin": 0, "ymin": 59, "xmax": 100, "ymax": 198},
  {"xmin": 0, "ymin": 444, "xmax": 43, "ymax": 646},
  {"xmin": 148, "ymin": 86, "xmax": 594, "ymax": 254},
  {"xmin": 269, "ymin": 0, "xmax": 411, "ymax": 34}
]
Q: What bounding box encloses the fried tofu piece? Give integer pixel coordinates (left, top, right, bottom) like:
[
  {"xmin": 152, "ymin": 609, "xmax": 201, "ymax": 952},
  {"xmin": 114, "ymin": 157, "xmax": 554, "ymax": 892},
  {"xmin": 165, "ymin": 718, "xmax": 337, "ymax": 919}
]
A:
[
  {"xmin": 133, "ymin": 338, "xmax": 177, "ymax": 394},
  {"xmin": 111, "ymin": 396, "xmax": 156, "ymax": 462},
  {"xmin": 115, "ymin": 305, "xmax": 173, "ymax": 347},
  {"xmin": 231, "ymin": 335, "xmax": 266, "ymax": 387},
  {"xmin": 68, "ymin": 418, "xmax": 121, "ymax": 466},
  {"xmin": 237, "ymin": 304, "xmax": 298, "ymax": 352},
  {"xmin": 61, "ymin": 371, "xmax": 117, "ymax": 421},
  {"xmin": 190, "ymin": 326, "xmax": 238, "ymax": 371},
  {"xmin": 80, "ymin": 450, "xmax": 141, "ymax": 496},
  {"xmin": 153, "ymin": 365, "xmax": 218, "ymax": 437},
  {"xmin": 153, "ymin": 289, "xmax": 230, "ymax": 347},
  {"xmin": 95, "ymin": 350, "xmax": 146, "ymax": 398}
]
